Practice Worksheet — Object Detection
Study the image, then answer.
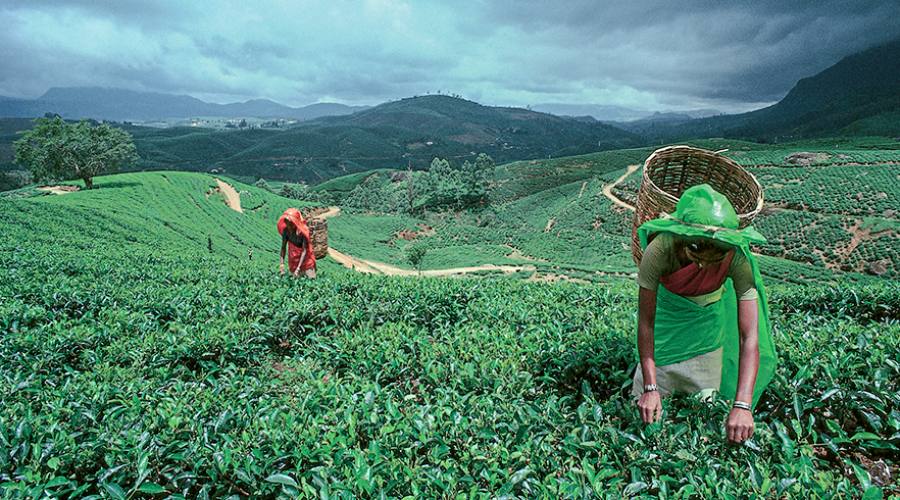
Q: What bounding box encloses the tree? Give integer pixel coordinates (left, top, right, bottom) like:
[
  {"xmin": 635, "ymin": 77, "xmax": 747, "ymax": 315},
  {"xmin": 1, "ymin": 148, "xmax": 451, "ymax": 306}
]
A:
[
  {"xmin": 405, "ymin": 243, "xmax": 427, "ymax": 275},
  {"xmin": 280, "ymin": 182, "xmax": 310, "ymax": 199},
  {"xmin": 460, "ymin": 153, "xmax": 494, "ymax": 207},
  {"xmin": 13, "ymin": 117, "xmax": 138, "ymax": 189},
  {"xmin": 255, "ymin": 178, "xmax": 271, "ymax": 191}
]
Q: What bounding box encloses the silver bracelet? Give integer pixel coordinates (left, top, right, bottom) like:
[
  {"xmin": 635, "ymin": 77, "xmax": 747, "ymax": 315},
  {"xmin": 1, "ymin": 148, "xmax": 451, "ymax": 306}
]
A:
[
  {"xmin": 733, "ymin": 400, "xmax": 752, "ymax": 411},
  {"xmin": 643, "ymin": 384, "xmax": 658, "ymax": 393}
]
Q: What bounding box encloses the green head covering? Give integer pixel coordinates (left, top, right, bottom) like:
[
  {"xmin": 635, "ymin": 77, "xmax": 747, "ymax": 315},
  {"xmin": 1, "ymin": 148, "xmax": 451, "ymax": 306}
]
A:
[{"xmin": 638, "ymin": 184, "xmax": 766, "ymax": 249}]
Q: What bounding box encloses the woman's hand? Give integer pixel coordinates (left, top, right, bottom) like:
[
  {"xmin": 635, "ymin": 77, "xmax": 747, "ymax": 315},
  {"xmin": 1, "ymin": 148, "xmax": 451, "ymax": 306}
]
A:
[
  {"xmin": 638, "ymin": 391, "xmax": 662, "ymax": 423},
  {"xmin": 726, "ymin": 408, "xmax": 754, "ymax": 443},
  {"xmin": 279, "ymin": 263, "xmax": 285, "ymax": 275}
]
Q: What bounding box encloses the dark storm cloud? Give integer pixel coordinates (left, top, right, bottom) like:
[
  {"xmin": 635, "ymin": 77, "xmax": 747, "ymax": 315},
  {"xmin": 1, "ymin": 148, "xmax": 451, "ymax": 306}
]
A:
[
  {"xmin": 479, "ymin": 0, "xmax": 900, "ymax": 103},
  {"xmin": 0, "ymin": 0, "xmax": 898, "ymax": 111}
]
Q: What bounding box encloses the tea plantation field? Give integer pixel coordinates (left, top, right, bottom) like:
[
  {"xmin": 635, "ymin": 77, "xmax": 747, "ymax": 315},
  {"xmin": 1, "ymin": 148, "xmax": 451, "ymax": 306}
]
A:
[
  {"xmin": 323, "ymin": 138, "xmax": 897, "ymax": 285},
  {"xmin": 1, "ymin": 170, "xmax": 898, "ymax": 497}
]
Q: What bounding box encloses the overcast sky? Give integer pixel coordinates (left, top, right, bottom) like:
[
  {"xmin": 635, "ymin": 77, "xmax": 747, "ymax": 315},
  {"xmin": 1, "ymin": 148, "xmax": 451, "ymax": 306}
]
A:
[{"xmin": 1, "ymin": 0, "xmax": 898, "ymax": 113}]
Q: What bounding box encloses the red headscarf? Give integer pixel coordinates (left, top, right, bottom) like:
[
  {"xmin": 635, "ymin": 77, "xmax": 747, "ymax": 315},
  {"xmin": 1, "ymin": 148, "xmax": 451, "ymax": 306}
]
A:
[{"xmin": 277, "ymin": 208, "xmax": 311, "ymax": 241}]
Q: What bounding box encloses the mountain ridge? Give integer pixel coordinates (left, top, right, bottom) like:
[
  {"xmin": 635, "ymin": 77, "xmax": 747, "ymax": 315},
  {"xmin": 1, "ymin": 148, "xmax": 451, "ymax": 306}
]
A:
[
  {"xmin": 629, "ymin": 38, "xmax": 900, "ymax": 140},
  {"xmin": 0, "ymin": 86, "xmax": 369, "ymax": 122}
]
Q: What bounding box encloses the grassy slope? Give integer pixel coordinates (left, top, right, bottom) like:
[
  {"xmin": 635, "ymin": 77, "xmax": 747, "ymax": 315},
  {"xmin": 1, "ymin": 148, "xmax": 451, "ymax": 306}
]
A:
[{"xmin": 0, "ymin": 171, "xmax": 320, "ymax": 265}]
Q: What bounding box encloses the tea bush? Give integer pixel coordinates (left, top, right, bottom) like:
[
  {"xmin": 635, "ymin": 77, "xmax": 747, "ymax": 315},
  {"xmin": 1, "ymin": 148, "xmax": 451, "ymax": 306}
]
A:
[{"xmin": 1, "ymin": 171, "xmax": 897, "ymax": 497}]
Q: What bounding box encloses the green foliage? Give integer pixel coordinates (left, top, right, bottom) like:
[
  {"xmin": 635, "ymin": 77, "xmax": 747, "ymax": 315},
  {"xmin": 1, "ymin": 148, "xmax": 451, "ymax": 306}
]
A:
[
  {"xmin": 1, "ymin": 193, "xmax": 898, "ymax": 496},
  {"xmin": 0, "ymin": 166, "xmax": 897, "ymax": 496},
  {"xmin": 254, "ymin": 178, "xmax": 271, "ymax": 191},
  {"xmin": 342, "ymin": 154, "xmax": 496, "ymax": 215},
  {"xmin": 404, "ymin": 243, "xmax": 427, "ymax": 273},
  {"xmin": 343, "ymin": 172, "xmax": 409, "ymax": 213},
  {"xmin": 13, "ymin": 117, "xmax": 138, "ymax": 189},
  {"xmin": 279, "ymin": 182, "xmax": 328, "ymax": 204}
]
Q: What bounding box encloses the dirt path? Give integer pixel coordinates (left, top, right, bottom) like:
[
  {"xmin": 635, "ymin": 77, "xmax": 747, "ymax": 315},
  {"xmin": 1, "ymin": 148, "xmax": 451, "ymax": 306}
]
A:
[
  {"xmin": 37, "ymin": 185, "xmax": 79, "ymax": 195},
  {"xmin": 316, "ymin": 206, "xmax": 341, "ymax": 219},
  {"xmin": 215, "ymin": 178, "xmax": 243, "ymax": 213},
  {"xmin": 328, "ymin": 247, "xmax": 534, "ymax": 276},
  {"xmin": 601, "ymin": 164, "xmax": 640, "ymax": 211}
]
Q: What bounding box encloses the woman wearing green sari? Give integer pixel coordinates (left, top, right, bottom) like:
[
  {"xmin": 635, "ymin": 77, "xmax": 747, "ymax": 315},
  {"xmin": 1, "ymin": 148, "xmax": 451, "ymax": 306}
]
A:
[{"xmin": 632, "ymin": 184, "xmax": 777, "ymax": 443}]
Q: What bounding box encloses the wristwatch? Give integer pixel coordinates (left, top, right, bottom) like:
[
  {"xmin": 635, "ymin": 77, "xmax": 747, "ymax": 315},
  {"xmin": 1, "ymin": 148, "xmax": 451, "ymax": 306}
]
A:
[{"xmin": 643, "ymin": 384, "xmax": 658, "ymax": 393}]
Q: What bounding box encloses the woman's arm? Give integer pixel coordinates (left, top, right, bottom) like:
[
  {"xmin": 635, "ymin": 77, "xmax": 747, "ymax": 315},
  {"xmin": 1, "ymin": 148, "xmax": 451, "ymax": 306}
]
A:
[
  {"xmin": 726, "ymin": 297, "xmax": 759, "ymax": 442},
  {"xmin": 280, "ymin": 238, "xmax": 287, "ymax": 274},
  {"xmin": 294, "ymin": 248, "xmax": 307, "ymax": 275},
  {"xmin": 637, "ymin": 286, "xmax": 662, "ymax": 423},
  {"xmin": 293, "ymin": 234, "xmax": 308, "ymax": 275}
]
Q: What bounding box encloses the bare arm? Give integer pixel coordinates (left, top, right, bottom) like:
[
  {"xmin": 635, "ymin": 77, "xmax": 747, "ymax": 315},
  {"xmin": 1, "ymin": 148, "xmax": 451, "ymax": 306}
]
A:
[
  {"xmin": 637, "ymin": 287, "xmax": 662, "ymax": 423},
  {"xmin": 280, "ymin": 238, "xmax": 287, "ymax": 274},
  {"xmin": 293, "ymin": 233, "xmax": 309, "ymax": 275},
  {"xmin": 735, "ymin": 299, "xmax": 760, "ymax": 403},
  {"xmin": 726, "ymin": 297, "xmax": 759, "ymax": 442},
  {"xmin": 294, "ymin": 248, "xmax": 307, "ymax": 274},
  {"xmin": 638, "ymin": 287, "xmax": 658, "ymax": 386}
]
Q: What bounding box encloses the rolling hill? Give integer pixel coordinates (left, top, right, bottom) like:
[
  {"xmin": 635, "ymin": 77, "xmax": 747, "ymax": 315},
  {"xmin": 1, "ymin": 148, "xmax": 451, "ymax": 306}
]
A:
[{"xmin": 0, "ymin": 95, "xmax": 643, "ymax": 186}]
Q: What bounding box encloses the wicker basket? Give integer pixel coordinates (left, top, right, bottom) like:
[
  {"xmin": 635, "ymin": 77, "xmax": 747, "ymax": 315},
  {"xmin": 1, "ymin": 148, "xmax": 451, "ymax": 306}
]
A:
[
  {"xmin": 307, "ymin": 218, "xmax": 329, "ymax": 259},
  {"xmin": 631, "ymin": 145, "xmax": 763, "ymax": 264}
]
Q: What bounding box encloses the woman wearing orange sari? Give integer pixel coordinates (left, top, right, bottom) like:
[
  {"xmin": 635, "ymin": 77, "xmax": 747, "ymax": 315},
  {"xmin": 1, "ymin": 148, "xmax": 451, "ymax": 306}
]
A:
[{"xmin": 278, "ymin": 208, "xmax": 317, "ymax": 279}]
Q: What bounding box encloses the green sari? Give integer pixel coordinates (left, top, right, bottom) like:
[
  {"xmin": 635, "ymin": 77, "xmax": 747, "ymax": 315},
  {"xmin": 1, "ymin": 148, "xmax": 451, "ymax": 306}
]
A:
[{"xmin": 636, "ymin": 184, "xmax": 778, "ymax": 407}]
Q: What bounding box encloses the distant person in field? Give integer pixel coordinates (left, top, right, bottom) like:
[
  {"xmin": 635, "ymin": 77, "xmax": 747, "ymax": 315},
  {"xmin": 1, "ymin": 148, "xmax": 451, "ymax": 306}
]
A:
[
  {"xmin": 632, "ymin": 184, "xmax": 777, "ymax": 443},
  {"xmin": 278, "ymin": 208, "xmax": 317, "ymax": 279}
]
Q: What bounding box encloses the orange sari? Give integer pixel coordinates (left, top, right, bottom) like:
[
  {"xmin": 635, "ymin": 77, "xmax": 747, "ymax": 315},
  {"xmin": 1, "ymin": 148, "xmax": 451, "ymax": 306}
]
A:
[{"xmin": 277, "ymin": 208, "xmax": 316, "ymax": 272}]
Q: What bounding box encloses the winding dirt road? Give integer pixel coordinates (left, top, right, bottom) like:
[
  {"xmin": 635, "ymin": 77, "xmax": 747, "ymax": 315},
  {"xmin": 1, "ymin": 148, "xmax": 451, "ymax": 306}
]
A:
[
  {"xmin": 601, "ymin": 164, "xmax": 640, "ymax": 211},
  {"xmin": 327, "ymin": 247, "xmax": 534, "ymax": 277},
  {"xmin": 315, "ymin": 206, "xmax": 341, "ymax": 219}
]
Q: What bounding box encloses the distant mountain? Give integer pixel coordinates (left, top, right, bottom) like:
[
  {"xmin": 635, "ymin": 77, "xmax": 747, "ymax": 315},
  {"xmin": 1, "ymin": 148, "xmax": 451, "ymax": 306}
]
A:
[
  {"xmin": 0, "ymin": 87, "xmax": 368, "ymax": 122},
  {"xmin": 313, "ymin": 95, "xmax": 639, "ymax": 149},
  {"xmin": 643, "ymin": 38, "xmax": 900, "ymax": 141},
  {"xmin": 169, "ymin": 95, "xmax": 643, "ymax": 182},
  {"xmin": 613, "ymin": 111, "xmax": 698, "ymax": 135},
  {"xmin": 531, "ymin": 103, "xmax": 650, "ymax": 122},
  {"xmin": 0, "ymin": 94, "xmax": 642, "ymax": 185},
  {"xmin": 532, "ymin": 104, "xmax": 724, "ymax": 123}
]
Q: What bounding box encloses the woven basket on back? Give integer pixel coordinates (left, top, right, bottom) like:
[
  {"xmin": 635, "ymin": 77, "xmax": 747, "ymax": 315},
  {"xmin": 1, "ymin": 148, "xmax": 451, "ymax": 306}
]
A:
[
  {"xmin": 307, "ymin": 218, "xmax": 329, "ymax": 259},
  {"xmin": 631, "ymin": 145, "xmax": 763, "ymax": 265}
]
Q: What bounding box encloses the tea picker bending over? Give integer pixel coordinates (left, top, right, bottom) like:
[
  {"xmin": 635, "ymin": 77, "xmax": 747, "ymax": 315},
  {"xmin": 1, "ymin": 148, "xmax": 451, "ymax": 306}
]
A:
[
  {"xmin": 278, "ymin": 208, "xmax": 317, "ymax": 279},
  {"xmin": 632, "ymin": 184, "xmax": 777, "ymax": 443}
]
